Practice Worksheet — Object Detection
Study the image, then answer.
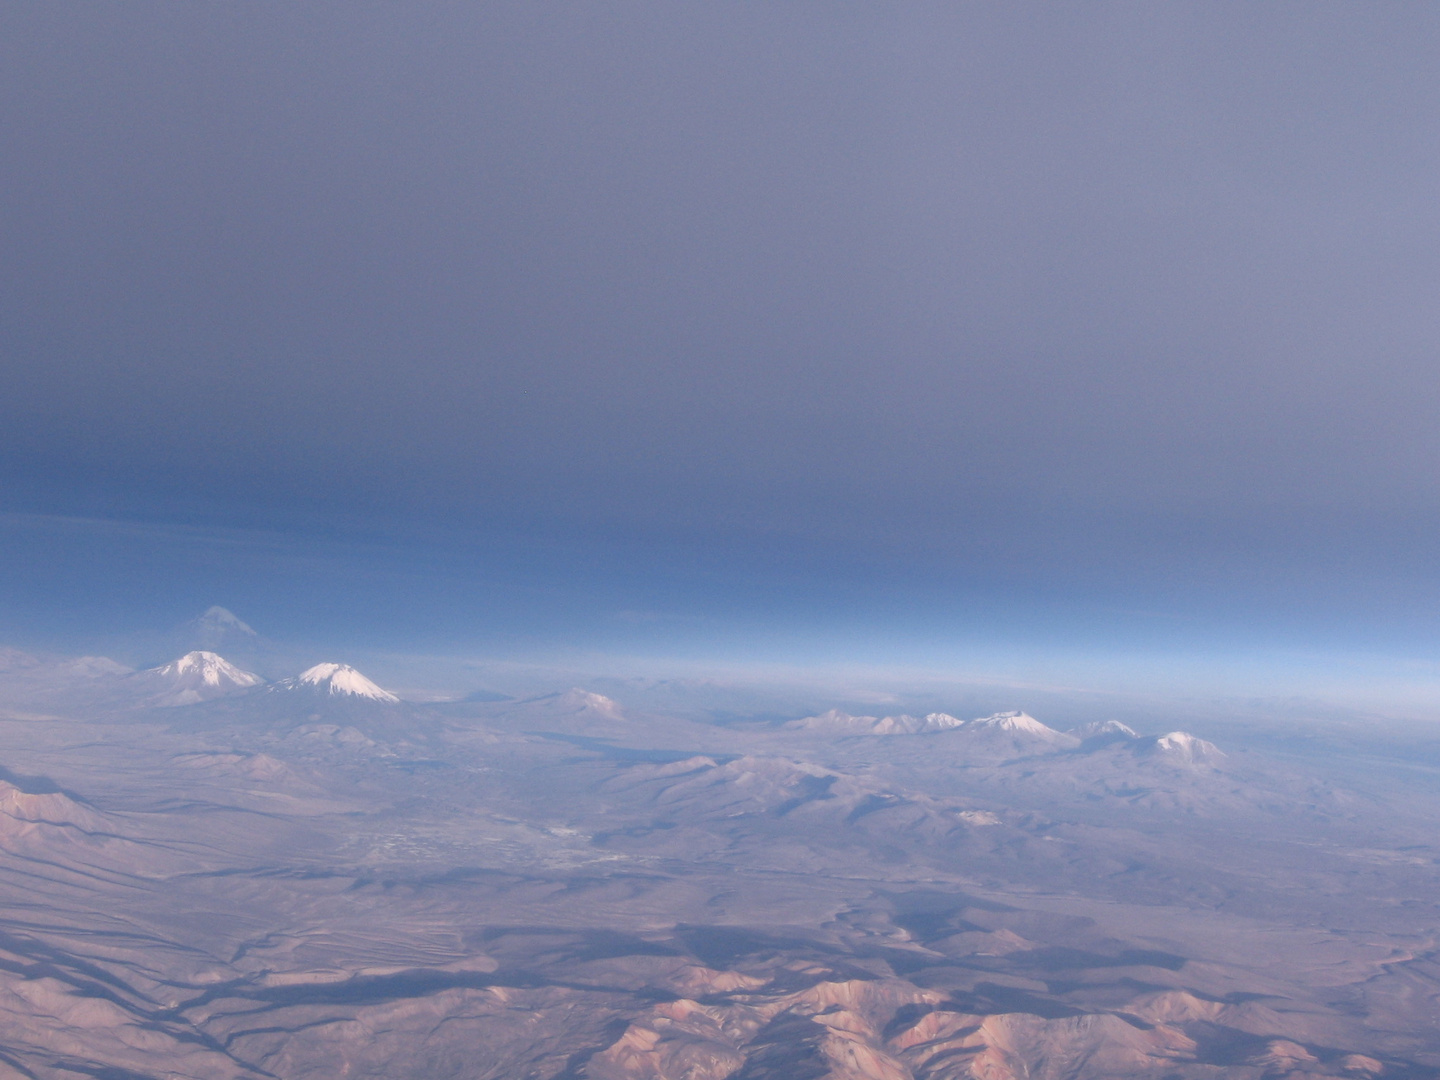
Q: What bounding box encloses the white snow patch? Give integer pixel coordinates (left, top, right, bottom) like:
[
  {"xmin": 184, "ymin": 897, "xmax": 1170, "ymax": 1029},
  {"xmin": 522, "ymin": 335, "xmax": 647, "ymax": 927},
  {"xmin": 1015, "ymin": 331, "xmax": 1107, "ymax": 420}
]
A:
[
  {"xmin": 1071, "ymin": 720, "xmax": 1140, "ymax": 740},
  {"xmin": 970, "ymin": 711, "xmax": 1062, "ymax": 736},
  {"xmin": 294, "ymin": 663, "xmax": 399, "ymax": 703},
  {"xmin": 920, "ymin": 712, "xmax": 966, "ymax": 731},
  {"xmin": 153, "ymin": 651, "xmax": 263, "ymax": 689},
  {"xmin": 1153, "ymin": 731, "xmax": 1224, "ymax": 764},
  {"xmin": 141, "ymin": 651, "xmax": 262, "ymax": 704}
]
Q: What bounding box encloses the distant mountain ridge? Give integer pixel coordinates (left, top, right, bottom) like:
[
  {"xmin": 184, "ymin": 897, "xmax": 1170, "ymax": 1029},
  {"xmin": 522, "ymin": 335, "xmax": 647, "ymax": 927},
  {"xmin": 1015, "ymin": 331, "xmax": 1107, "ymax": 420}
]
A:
[
  {"xmin": 787, "ymin": 708, "xmax": 1073, "ymax": 744},
  {"xmin": 783, "ymin": 708, "xmax": 1227, "ymax": 773},
  {"xmin": 1070, "ymin": 720, "xmax": 1141, "ymax": 747},
  {"xmin": 787, "ymin": 709, "xmax": 965, "ymax": 735}
]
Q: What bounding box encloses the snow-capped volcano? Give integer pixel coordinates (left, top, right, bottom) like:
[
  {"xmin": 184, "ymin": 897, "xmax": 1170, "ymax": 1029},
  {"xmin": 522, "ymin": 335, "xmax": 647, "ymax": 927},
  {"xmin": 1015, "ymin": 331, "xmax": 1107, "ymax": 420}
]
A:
[
  {"xmin": 282, "ymin": 663, "xmax": 399, "ymax": 703},
  {"xmin": 970, "ymin": 711, "xmax": 1064, "ymax": 737},
  {"xmin": 138, "ymin": 651, "xmax": 263, "ymax": 706},
  {"xmin": 166, "ymin": 606, "xmax": 295, "ymax": 679},
  {"xmin": 153, "ymin": 651, "xmax": 262, "ymax": 689},
  {"xmin": 1149, "ymin": 731, "xmax": 1225, "ymax": 765},
  {"xmin": 958, "ymin": 711, "xmax": 1080, "ymax": 752}
]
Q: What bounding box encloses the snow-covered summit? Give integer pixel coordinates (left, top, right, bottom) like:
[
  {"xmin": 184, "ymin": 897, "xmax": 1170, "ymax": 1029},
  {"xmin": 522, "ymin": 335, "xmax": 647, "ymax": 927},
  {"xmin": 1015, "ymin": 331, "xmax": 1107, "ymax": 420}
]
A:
[
  {"xmin": 1150, "ymin": 731, "xmax": 1224, "ymax": 764},
  {"xmin": 959, "ymin": 710, "xmax": 1079, "ymax": 751},
  {"xmin": 971, "ymin": 711, "xmax": 1059, "ymax": 736},
  {"xmin": 152, "ymin": 651, "xmax": 262, "ymax": 689},
  {"xmin": 894, "ymin": 712, "xmax": 965, "ymax": 734},
  {"xmin": 139, "ymin": 651, "xmax": 263, "ymax": 706},
  {"xmin": 284, "ymin": 663, "xmax": 399, "ymax": 703},
  {"xmin": 1071, "ymin": 720, "xmax": 1139, "ymax": 740}
]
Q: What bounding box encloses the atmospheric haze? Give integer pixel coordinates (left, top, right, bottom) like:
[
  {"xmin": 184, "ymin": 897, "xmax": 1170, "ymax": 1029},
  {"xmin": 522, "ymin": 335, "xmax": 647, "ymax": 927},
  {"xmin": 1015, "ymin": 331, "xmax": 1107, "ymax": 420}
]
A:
[
  {"xmin": 2, "ymin": 4, "xmax": 1440, "ymax": 1078},
  {"xmin": 0, "ymin": 619, "xmax": 1437, "ymax": 1077}
]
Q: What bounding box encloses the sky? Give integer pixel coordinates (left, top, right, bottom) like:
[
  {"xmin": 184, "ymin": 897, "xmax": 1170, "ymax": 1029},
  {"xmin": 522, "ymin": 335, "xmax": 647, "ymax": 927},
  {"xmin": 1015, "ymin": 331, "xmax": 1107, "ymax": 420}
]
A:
[{"xmin": 3, "ymin": 3, "xmax": 1440, "ymax": 700}]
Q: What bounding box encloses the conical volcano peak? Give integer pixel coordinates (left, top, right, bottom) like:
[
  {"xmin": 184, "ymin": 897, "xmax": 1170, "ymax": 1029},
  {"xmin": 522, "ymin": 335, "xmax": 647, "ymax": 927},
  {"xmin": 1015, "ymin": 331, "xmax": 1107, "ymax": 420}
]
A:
[
  {"xmin": 152, "ymin": 651, "xmax": 263, "ymax": 689},
  {"xmin": 197, "ymin": 607, "xmax": 255, "ymax": 636},
  {"xmin": 293, "ymin": 663, "xmax": 399, "ymax": 703},
  {"xmin": 136, "ymin": 650, "xmax": 263, "ymax": 705},
  {"xmin": 178, "ymin": 606, "xmax": 263, "ymax": 653},
  {"xmin": 972, "ymin": 710, "xmax": 1052, "ymax": 734}
]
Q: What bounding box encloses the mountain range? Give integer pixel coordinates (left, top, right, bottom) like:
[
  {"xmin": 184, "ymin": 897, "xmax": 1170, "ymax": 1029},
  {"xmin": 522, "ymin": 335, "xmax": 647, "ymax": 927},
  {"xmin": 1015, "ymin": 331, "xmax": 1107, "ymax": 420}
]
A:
[{"xmin": 0, "ymin": 612, "xmax": 1430, "ymax": 1078}]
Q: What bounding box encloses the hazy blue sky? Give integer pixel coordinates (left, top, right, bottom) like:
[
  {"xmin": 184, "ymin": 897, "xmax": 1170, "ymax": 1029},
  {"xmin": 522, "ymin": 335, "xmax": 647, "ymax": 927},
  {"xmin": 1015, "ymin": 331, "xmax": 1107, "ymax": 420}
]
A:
[{"xmin": 4, "ymin": 4, "xmax": 1440, "ymax": 689}]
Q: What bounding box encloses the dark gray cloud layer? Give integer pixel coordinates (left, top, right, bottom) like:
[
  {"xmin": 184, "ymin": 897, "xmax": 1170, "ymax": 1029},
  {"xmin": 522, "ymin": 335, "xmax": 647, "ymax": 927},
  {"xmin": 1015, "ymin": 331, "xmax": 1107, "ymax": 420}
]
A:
[{"xmin": 3, "ymin": 3, "xmax": 1439, "ymax": 652}]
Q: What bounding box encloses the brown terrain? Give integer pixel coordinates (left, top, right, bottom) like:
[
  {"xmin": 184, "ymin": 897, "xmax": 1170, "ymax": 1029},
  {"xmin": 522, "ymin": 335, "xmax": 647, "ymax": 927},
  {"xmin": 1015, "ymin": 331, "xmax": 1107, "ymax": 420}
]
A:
[{"xmin": 0, "ymin": 646, "xmax": 1436, "ymax": 1078}]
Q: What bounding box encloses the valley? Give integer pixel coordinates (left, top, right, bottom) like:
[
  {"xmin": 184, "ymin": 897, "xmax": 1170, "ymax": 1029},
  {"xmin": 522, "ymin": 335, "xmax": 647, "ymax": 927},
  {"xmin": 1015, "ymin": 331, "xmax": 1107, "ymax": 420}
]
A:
[{"xmin": 0, "ymin": 642, "xmax": 1435, "ymax": 1078}]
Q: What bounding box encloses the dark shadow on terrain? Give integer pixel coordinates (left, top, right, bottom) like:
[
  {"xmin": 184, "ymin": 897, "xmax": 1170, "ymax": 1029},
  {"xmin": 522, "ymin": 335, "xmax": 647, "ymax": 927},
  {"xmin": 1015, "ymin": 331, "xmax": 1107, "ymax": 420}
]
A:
[
  {"xmin": 945, "ymin": 983, "xmax": 1085, "ymax": 1019},
  {"xmin": 56, "ymin": 1066, "xmax": 165, "ymax": 1080},
  {"xmin": 1042, "ymin": 975, "xmax": 1172, "ymax": 997},
  {"xmin": 591, "ymin": 821, "xmax": 677, "ymax": 844},
  {"xmin": 476, "ymin": 926, "xmax": 680, "ymax": 965},
  {"xmin": 461, "ymin": 689, "xmax": 513, "ymax": 702},
  {"xmin": 0, "ymin": 929, "xmax": 169, "ymax": 1012},
  {"xmin": 384, "ymin": 758, "xmax": 454, "ymax": 772},
  {"xmin": 845, "ymin": 793, "xmax": 908, "ymax": 822},
  {"xmin": 888, "ymin": 889, "xmax": 1017, "ymax": 915},
  {"xmin": 550, "ymin": 1017, "xmax": 632, "ymax": 1080},
  {"xmin": 890, "ymin": 908, "xmax": 984, "ymax": 941},
  {"xmin": 0, "ymin": 1047, "xmax": 35, "ymax": 1080},
  {"xmin": 675, "ymin": 925, "xmax": 846, "ymax": 970},
  {"xmin": 773, "ymin": 773, "xmax": 837, "ymax": 816},
  {"xmin": 0, "ymin": 931, "xmax": 263, "ymax": 1074},
  {"xmin": 883, "ymin": 889, "xmax": 1011, "ymax": 942},
  {"xmin": 182, "ymin": 963, "xmax": 679, "ymax": 1015},
  {"xmin": 728, "ymin": 1011, "xmax": 831, "ymax": 1080},
  {"xmin": 702, "ymin": 712, "xmax": 798, "ymax": 729},
  {"xmin": 0, "ymin": 763, "xmax": 85, "ymax": 800},
  {"xmin": 1005, "ymin": 946, "xmax": 1187, "ymax": 972}
]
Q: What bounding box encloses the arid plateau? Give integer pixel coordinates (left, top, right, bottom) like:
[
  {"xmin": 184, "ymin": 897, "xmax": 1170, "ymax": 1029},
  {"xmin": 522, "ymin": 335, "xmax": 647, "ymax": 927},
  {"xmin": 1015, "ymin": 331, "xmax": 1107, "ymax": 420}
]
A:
[{"xmin": 0, "ymin": 624, "xmax": 1436, "ymax": 1078}]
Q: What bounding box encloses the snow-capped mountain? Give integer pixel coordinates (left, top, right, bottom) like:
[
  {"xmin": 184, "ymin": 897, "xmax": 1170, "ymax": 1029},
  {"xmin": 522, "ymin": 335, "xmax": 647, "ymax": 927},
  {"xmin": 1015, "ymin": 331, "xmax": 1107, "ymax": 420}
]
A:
[
  {"xmin": 968, "ymin": 711, "xmax": 1071, "ymax": 739},
  {"xmin": 136, "ymin": 651, "xmax": 264, "ymax": 706},
  {"xmin": 787, "ymin": 709, "xmax": 965, "ymax": 735},
  {"xmin": 1146, "ymin": 730, "xmax": 1225, "ymax": 765},
  {"xmin": 955, "ymin": 711, "xmax": 1080, "ymax": 754},
  {"xmin": 165, "ymin": 606, "xmax": 298, "ymax": 680},
  {"xmin": 278, "ymin": 663, "xmax": 399, "ymax": 704},
  {"xmin": 151, "ymin": 651, "xmax": 262, "ymax": 690},
  {"xmin": 1071, "ymin": 720, "xmax": 1139, "ymax": 740},
  {"xmin": 1070, "ymin": 719, "xmax": 1141, "ymax": 748}
]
